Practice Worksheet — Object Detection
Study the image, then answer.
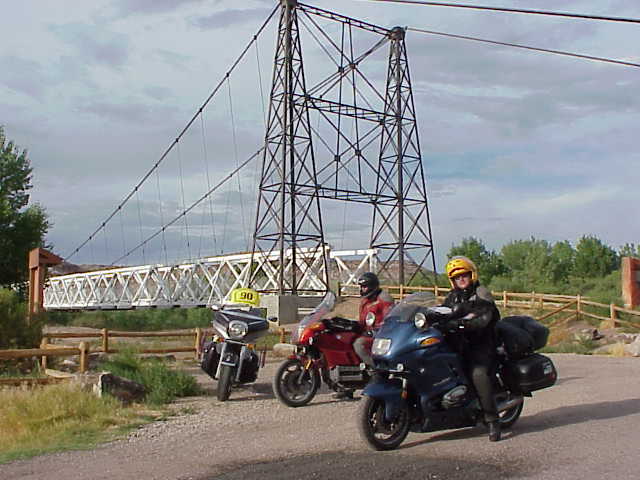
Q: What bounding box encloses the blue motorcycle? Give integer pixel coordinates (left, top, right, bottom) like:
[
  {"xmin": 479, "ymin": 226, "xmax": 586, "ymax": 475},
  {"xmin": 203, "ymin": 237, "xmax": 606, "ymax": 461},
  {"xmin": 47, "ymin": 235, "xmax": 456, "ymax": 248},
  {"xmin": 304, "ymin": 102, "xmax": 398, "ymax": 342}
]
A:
[{"xmin": 359, "ymin": 292, "xmax": 557, "ymax": 450}]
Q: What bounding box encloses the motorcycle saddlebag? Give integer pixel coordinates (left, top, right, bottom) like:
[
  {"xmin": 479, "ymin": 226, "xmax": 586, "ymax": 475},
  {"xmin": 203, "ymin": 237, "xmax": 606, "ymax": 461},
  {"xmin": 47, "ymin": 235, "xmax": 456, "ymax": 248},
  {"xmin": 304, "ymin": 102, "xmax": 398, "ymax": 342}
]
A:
[
  {"xmin": 200, "ymin": 341, "xmax": 221, "ymax": 379},
  {"xmin": 510, "ymin": 353, "xmax": 557, "ymax": 393},
  {"xmin": 502, "ymin": 316, "xmax": 549, "ymax": 350},
  {"xmin": 496, "ymin": 321, "xmax": 535, "ymax": 360}
]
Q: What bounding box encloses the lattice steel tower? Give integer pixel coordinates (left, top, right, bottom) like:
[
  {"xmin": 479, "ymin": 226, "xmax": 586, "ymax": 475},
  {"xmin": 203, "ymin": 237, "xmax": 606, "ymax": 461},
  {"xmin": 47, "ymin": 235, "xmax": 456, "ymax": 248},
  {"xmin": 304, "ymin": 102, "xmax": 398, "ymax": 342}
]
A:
[{"xmin": 252, "ymin": 0, "xmax": 435, "ymax": 293}]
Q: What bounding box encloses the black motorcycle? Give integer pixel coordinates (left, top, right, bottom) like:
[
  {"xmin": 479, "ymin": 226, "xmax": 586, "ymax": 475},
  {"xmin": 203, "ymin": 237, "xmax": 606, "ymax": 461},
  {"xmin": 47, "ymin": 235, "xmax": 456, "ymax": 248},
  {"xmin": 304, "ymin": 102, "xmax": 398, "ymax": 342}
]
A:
[
  {"xmin": 200, "ymin": 304, "xmax": 270, "ymax": 401},
  {"xmin": 359, "ymin": 292, "xmax": 557, "ymax": 450}
]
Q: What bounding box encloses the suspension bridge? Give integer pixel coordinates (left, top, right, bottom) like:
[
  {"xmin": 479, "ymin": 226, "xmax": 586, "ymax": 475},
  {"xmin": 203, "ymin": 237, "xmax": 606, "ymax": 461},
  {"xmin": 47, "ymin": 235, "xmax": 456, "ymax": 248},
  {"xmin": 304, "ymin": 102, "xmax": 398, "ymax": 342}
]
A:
[
  {"xmin": 43, "ymin": 0, "xmax": 436, "ymax": 312},
  {"xmin": 40, "ymin": 0, "xmax": 638, "ymax": 314}
]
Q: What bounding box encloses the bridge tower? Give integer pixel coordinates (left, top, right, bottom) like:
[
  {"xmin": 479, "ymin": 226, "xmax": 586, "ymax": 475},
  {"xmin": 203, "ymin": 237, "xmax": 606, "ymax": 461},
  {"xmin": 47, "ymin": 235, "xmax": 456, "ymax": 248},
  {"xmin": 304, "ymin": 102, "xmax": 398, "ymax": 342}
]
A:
[{"xmin": 252, "ymin": 1, "xmax": 435, "ymax": 294}]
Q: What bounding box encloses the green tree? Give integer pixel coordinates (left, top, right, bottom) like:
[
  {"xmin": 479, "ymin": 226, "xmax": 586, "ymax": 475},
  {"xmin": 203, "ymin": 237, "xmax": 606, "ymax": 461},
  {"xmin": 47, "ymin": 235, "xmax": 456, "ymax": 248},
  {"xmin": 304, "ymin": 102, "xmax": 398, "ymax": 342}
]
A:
[
  {"xmin": 447, "ymin": 237, "xmax": 504, "ymax": 285},
  {"xmin": 572, "ymin": 235, "xmax": 618, "ymax": 278},
  {"xmin": 0, "ymin": 127, "xmax": 50, "ymax": 287},
  {"xmin": 549, "ymin": 240, "xmax": 575, "ymax": 284},
  {"xmin": 500, "ymin": 237, "xmax": 554, "ymax": 290}
]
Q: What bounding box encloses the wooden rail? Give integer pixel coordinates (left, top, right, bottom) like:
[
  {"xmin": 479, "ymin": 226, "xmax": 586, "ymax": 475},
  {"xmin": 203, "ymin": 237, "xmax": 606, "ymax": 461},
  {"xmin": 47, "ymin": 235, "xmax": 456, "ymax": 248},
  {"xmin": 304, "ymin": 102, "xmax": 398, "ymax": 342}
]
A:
[
  {"xmin": 338, "ymin": 284, "xmax": 640, "ymax": 329},
  {"xmin": 0, "ymin": 328, "xmax": 210, "ymax": 382}
]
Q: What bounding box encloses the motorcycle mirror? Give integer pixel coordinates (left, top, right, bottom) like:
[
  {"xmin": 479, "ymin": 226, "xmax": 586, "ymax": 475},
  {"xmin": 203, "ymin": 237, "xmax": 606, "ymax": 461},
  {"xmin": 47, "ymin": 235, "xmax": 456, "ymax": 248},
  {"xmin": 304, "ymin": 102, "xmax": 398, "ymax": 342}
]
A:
[{"xmin": 268, "ymin": 316, "xmax": 278, "ymax": 323}]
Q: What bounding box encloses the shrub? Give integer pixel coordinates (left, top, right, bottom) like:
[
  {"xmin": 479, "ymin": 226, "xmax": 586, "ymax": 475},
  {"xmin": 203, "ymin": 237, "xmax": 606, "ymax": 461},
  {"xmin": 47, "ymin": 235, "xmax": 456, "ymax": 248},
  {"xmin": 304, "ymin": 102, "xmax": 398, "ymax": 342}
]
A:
[
  {"xmin": 100, "ymin": 349, "xmax": 200, "ymax": 405},
  {"xmin": 0, "ymin": 288, "xmax": 43, "ymax": 349}
]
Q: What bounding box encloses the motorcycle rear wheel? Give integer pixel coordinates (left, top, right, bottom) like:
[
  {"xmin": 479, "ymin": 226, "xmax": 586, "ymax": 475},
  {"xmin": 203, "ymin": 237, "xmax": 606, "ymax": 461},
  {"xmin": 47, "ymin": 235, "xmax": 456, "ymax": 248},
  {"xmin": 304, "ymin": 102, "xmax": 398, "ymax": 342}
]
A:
[
  {"xmin": 217, "ymin": 364, "xmax": 234, "ymax": 402},
  {"xmin": 272, "ymin": 358, "xmax": 320, "ymax": 407},
  {"xmin": 498, "ymin": 397, "xmax": 523, "ymax": 428},
  {"xmin": 358, "ymin": 396, "xmax": 410, "ymax": 451}
]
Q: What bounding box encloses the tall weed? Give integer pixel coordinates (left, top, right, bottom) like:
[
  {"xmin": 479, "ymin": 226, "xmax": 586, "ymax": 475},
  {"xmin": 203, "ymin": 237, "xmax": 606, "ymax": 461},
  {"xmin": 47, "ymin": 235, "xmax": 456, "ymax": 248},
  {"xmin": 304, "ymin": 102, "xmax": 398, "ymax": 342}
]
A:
[{"xmin": 100, "ymin": 350, "xmax": 200, "ymax": 405}]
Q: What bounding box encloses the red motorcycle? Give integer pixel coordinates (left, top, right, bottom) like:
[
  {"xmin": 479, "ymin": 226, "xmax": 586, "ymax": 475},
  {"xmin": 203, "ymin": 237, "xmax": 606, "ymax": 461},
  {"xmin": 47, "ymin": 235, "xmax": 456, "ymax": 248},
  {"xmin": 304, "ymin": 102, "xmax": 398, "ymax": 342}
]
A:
[{"xmin": 272, "ymin": 292, "xmax": 375, "ymax": 407}]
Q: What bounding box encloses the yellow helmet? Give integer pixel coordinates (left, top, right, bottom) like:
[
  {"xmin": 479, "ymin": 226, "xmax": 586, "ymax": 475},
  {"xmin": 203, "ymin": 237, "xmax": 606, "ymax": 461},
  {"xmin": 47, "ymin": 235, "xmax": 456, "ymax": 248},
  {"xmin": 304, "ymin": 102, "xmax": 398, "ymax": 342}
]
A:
[{"xmin": 445, "ymin": 256, "xmax": 478, "ymax": 287}]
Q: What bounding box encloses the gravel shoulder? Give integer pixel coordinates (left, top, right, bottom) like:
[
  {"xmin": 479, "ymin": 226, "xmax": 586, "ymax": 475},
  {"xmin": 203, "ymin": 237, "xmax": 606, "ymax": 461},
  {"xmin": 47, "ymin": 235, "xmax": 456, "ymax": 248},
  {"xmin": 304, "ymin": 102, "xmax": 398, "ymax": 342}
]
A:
[{"xmin": 2, "ymin": 354, "xmax": 640, "ymax": 480}]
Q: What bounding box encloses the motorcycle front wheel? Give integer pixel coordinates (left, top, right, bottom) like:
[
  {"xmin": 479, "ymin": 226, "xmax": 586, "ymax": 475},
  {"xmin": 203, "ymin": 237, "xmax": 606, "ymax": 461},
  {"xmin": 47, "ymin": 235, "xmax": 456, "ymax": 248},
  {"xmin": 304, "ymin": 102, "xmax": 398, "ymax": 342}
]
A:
[
  {"xmin": 358, "ymin": 396, "xmax": 410, "ymax": 451},
  {"xmin": 217, "ymin": 364, "xmax": 234, "ymax": 402},
  {"xmin": 272, "ymin": 358, "xmax": 320, "ymax": 407}
]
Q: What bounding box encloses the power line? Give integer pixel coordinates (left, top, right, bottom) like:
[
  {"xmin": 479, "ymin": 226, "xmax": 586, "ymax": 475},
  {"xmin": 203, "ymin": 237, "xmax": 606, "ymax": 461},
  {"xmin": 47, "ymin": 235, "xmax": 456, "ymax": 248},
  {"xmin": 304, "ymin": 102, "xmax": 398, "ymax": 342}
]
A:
[
  {"xmin": 64, "ymin": 5, "xmax": 279, "ymax": 262},
  {"xmin": 363, "ymin": 0, "xmax": 640, "ymax": 24},
  {"xmin": 408, "ymin": 26, "xmax": 640, "ymax": 68}
]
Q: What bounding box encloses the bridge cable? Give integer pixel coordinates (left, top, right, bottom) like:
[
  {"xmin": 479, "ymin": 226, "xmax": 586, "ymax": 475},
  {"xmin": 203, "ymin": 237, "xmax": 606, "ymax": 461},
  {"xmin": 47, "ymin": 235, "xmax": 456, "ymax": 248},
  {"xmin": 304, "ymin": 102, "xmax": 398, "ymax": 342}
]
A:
[
  {"xmin": 118, "ymin": 208, "xmax": 126, "ymax": 261},
  {"xmin": 64, "ymin": 4, "xmax": 279, "ymax": 262},
  {"xmin": 110, "ymin": 148, "xmax": 264, "ymax": 266},
  {"xmin": 155, "ymin": 168, "xmax": 169, "ymax": 265},
  {"xmin": 226, "ymin": 77, "xmax": 248, "ymax": 251},
  {"xmin": 135, "ymin": 189, "xmax": 147, "ymax": 264},
  {"xmin": 199, "ymin": 112, "xmax": 218, "ymax": 258},
  {"xmin": 407, "ymin": 26, "xmax": 640, "ymax": 68},
  {"xmin": 176, "ymin": 140, "xmax": 192, "ymax": 261},
  {"xmin": 363, "ymin": 0, "xmax": 640, "ymax": 24}
]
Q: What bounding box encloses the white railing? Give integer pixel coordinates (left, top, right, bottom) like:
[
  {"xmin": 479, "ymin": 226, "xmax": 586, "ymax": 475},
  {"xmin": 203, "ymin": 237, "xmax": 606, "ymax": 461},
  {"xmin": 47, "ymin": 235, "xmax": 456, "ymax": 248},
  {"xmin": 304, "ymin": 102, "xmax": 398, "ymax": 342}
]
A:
[{"xmin": 43, "ymin": 248, "xmax": 377, "ymax": 310}]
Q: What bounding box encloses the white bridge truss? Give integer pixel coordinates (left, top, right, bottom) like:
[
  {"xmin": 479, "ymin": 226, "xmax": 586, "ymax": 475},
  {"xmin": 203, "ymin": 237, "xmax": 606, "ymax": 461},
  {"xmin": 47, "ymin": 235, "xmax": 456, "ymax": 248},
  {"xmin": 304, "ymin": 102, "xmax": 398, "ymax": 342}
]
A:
[{"xmin": 43, "ymin": 248, "xmax": 377, "ymax": 310}]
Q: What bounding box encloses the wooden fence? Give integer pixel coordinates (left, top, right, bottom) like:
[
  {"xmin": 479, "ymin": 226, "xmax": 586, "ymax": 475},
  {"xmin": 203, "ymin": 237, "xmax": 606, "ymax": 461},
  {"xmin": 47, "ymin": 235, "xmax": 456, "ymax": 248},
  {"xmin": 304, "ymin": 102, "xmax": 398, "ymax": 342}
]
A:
[
  {"xmin": 0, "ymin": 328, "xmax": 208, "ymax": 386},
  {"xmin": 339, "ymin": 284, "xmax": 640, "ymax": 329}
]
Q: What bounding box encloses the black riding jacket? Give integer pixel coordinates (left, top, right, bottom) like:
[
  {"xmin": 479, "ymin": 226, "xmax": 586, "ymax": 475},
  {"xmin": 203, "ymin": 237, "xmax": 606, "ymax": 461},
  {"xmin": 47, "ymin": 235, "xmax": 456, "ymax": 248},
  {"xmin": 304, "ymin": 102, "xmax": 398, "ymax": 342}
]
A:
[{"xmin": 442, "ymin": 281, "xmax": 500, "ymax": 350}]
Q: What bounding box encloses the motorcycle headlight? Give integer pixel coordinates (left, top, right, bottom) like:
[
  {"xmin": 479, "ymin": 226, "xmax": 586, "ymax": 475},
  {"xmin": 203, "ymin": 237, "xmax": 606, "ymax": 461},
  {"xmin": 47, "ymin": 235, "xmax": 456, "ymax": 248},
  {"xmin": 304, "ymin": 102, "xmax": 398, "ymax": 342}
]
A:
[
  {"xmin": 228, "ymin": 320, "xmax": 248, "ymax": 339},
  {"xmin": 414, "ymin": 312, "xmax": 427, "ymax": 329},
  {"xmin": 372, "ymin": 338, "xmax": 392, "ymax": 356},
  {"xmin": 365, "ymin": 312, "xmax": 376, "ymax": 327}
]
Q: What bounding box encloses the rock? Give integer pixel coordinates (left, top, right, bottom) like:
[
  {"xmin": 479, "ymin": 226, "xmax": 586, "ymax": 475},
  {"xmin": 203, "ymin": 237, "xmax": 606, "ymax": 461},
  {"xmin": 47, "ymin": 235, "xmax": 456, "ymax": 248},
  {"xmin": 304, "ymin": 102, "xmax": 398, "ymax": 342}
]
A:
[
  {"xmin": 98, "ymin": 372, "xmax": 147, "ymax": 404},
  {"xmin": 625, "ymin": 337, "xmax": 640, "ymax": 357}
]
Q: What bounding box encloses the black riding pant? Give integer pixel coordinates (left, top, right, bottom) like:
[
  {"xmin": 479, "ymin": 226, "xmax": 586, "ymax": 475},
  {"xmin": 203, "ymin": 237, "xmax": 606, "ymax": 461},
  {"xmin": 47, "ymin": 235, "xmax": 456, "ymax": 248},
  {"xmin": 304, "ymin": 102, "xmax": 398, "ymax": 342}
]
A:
[{"xmin": 464, "ymin": 345, "xmax": 498, "ymax": 423}]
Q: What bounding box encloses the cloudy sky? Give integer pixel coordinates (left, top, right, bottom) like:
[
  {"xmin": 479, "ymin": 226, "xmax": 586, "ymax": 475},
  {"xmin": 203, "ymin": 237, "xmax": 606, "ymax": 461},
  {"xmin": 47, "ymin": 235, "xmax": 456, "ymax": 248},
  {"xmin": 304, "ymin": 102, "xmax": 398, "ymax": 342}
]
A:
[{"xmin": 2, "ymin": 0, "xmax": 639, "ymax": 271}]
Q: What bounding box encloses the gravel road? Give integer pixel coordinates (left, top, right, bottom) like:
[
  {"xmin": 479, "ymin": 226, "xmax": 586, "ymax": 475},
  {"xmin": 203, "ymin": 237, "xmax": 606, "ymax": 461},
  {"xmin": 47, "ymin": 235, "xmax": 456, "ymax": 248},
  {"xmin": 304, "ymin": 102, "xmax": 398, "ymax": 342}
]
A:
[{"xmin": 2, "ymin": 354, "xmax": 640, "ymax": 480}]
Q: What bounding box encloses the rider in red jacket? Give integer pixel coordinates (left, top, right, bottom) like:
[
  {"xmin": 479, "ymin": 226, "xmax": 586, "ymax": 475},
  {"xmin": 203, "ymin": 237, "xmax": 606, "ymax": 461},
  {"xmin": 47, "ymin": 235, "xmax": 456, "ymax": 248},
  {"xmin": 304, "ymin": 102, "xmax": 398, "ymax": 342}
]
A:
[{"xmin": 335, "ymin": 272, "xmax": 394, "ymax": 400}]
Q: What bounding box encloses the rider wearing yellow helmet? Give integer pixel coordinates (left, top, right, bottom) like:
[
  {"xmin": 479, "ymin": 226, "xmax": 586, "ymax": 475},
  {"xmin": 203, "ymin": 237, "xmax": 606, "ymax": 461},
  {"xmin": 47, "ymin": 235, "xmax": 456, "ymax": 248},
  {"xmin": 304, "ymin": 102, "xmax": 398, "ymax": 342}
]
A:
[{"xmin": 441, "ymin": 255, "xmax": 502, "ymax": 442}]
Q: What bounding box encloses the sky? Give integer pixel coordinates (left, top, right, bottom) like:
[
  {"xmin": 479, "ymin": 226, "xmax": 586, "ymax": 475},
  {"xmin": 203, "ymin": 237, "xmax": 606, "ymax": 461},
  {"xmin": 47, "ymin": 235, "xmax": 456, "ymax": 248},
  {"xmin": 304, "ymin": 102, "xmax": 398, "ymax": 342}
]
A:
[{"xmin": 2, "ymin": 0, "xmax": 639, "ymax": 272}]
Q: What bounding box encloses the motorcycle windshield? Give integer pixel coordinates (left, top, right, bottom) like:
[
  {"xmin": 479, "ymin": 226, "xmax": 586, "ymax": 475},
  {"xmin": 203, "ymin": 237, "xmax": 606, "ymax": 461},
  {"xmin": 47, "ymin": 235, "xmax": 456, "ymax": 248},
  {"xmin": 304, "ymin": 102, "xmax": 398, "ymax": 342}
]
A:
[
  {"xmin": 386, "ymin": 291, "xmax": 438, "ymax": 323},
  {"xmin": 290, "ymin": 291, "xmax": 336, "ymax": 343}
]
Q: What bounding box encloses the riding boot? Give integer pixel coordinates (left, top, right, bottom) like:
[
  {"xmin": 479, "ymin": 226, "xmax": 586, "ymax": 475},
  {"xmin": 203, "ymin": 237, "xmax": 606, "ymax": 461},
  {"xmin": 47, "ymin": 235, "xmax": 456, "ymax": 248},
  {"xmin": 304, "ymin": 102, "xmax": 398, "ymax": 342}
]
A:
[{"xmin": 488, "ymin": 421, "xmax": 501, "ymax": 442}]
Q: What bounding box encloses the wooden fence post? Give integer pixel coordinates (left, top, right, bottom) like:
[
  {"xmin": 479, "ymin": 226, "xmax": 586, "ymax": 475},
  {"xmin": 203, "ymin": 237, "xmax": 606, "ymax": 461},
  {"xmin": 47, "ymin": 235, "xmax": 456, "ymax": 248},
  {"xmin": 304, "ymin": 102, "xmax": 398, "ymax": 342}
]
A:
[
  {"xmin": 79, "ymin": 342, "xmax": 88, "ymax": 373},
  {"xmin": 434, "ymin": 284, "xmax": 439, "ymax": 300},
  {"xmin": 530, "ymin": 291, "xmax": 535, "ymax": 309},
  {"xmin": 576, "ymin": 295, "xmax": 582, "ymax": 322},
  {"xmin": 399, "ymin": 284, "xmax": 405, "ymax": 300},
  {"xmin": 195, "ymin": 328, "xmax": 202, "ymax": 359},
  {"xmin": 101, "ymin": 328, "xmax": 109, "ymax": 354},
  {"xmin": 503, "ymin": 291, "xmax": 508, "ymax": 309},
  {"xmin": 608, "ymin": 304, "xmax": 619, "ymax": 329},
  {"xmin": 40, "ymin": 337, "xmax": 49, "ymax": 370}
]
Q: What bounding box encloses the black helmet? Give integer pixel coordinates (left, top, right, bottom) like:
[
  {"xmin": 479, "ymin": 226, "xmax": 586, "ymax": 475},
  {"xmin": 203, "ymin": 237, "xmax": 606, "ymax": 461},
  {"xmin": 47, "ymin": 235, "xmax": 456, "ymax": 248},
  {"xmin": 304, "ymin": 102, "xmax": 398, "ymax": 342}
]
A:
[{"xmin": 358, "ymin": 272, "xmax": 380, "ymax": 299}]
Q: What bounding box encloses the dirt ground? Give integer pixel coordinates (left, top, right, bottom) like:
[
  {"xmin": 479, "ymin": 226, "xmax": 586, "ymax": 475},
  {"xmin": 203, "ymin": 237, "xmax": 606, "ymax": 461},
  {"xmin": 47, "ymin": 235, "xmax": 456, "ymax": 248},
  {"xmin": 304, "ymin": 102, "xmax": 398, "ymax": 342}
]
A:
[{"xmin": 2, "ymin": 354, "xmax": 640, "ymax": 480}]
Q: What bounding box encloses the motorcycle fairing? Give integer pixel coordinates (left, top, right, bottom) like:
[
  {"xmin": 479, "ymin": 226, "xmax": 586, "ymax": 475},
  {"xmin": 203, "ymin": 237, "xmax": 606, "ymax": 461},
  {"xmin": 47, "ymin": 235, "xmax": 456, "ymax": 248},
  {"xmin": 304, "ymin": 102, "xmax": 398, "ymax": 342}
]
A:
[
  {"xmin": 363, "ymin": 378, "xmax": 405, "ymax": 423},
  {"xmin": 315, "ymin": 331, "xmax": 361, "ymax": 368}
]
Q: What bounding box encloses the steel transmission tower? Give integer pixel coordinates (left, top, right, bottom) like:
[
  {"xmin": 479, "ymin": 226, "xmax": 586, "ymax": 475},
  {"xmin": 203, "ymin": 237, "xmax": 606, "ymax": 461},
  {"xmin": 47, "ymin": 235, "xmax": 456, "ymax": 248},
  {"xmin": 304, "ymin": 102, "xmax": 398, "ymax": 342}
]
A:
[
  {"xmin": 371, "ymin": 27, "xmax": 436, "ymax": 285},
  {"xmin": 252, "ymin": 1, "xmax": 436, "ymax": 294},
  {"xmin": 252, "ymin": 0, "xmax": 328, "ymax": 295}
]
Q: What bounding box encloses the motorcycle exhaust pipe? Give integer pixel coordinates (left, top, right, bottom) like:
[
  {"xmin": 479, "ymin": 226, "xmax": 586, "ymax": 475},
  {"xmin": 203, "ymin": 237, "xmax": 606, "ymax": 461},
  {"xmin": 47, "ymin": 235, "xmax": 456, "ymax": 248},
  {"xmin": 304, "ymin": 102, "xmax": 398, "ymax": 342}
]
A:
[{"xmin": 497, "ymin": 396, "xmax": 524, "ymax": 413}]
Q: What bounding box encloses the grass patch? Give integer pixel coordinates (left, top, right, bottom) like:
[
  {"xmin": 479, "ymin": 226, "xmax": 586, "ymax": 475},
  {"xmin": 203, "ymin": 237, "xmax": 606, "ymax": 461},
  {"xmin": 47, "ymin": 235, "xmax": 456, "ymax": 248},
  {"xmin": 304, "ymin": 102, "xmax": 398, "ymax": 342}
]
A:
[
  {"xmin": 100, "ymin": 350, "xmax": 201, "ymax": 405},
  {"xmin": 0, "ymin": 383, "xmax": 140, "ymax": 463}
]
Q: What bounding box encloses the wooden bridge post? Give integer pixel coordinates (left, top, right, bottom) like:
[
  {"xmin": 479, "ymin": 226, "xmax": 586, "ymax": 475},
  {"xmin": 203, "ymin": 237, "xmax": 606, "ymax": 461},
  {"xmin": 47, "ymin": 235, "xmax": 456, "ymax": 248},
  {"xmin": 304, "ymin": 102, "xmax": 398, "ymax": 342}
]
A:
[{"xmin": 27, "ymin": 248, "xmax": 62, "ymax": 321}]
